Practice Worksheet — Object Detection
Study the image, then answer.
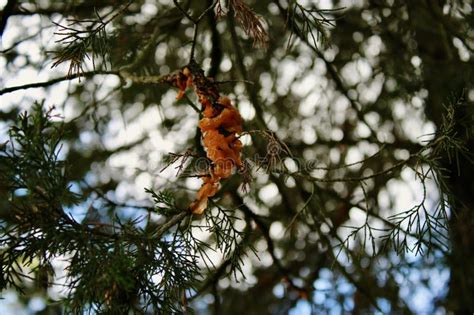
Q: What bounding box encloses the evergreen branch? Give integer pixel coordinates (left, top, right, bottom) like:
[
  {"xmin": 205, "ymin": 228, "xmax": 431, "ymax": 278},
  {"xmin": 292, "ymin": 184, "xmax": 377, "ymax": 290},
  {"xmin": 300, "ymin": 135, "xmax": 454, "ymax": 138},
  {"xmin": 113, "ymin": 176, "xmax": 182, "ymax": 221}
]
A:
[
  {"xmin": 228, "ymin": 0, "xmax": 269, "ymax": 48},
  {"xmin": 286, "ymin": 1, "xmax": 341, "ymax": 49},
  {"xmin": 311, "ymin": 144, "xmax": 387, "ymax": 171},
  {"xmin": 235, "ymin": 196, "xmax": 308, "ymax": 295},
  {"xmin": 0, "ymin": 105, "xmax": 202, "ymax": 312},
  {"xmin": 331, "ymin": 107, "xmax": 464, "ymax": 257},
  {"xmin": 275, "ymin": 156, "xmax": 411, "ymax": 183},
  {"xmin": 273, "ymin": 0, "xmax": 379, "ymax": 141},
  {"xmin": 309, "ymin": 220, "xmax": 385, "ymax": 313},
  {"xmin": 182, "ymin": 94, "xmax": 201, "ymax": 113},
  {"xmin": 215, "ymin": 79, "xmax": 254, "ymax": 85},
  {"xmin": 205, "ymin": 203, "xmax": 245, "ymax": 260},
  {"xmin": 354, "ymin": 202, "xmax": 449, "ymax": 254},
  {"xmin": 189, "ymin": 213, "xmax": 253, "ymax": 300},
  {"xmin": 160, "ymin": 149, "xmax": 199, "ymax": 175},
  {"xmin": 189, "ymin": 23, "xmax": 199, "ymax": 62},
  {"xmin": 84, "ymin": 183, "xmax": 153, "ymax": 210},
  {"xmin": 284, "ymin": 183, "xmax": 314, "ymax": 233},
  {"xmin": 50, "ymin": 1, "xmax": 132, "ymax": 76}
]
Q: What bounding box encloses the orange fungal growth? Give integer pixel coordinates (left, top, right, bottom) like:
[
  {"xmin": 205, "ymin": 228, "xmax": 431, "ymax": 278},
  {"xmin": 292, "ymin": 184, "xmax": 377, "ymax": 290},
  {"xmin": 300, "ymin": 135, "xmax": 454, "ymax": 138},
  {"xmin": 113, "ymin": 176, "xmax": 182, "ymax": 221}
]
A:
[
  {"xmin": 189, "ymin": 175, "xmax": 219, "ymax": 214},
  {"xmin": 175, "ymin": 67, "xmax": 193, "ymax": 100},
  {"xmin": 170, "ymin": 64, "xmax": 244, "ymax": 214}
]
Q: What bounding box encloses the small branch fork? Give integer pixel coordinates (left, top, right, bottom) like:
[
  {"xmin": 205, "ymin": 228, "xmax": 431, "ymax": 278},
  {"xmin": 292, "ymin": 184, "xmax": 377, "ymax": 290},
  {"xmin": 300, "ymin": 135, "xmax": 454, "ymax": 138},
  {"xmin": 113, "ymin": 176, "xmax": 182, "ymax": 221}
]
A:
[{"xmin": 173, "ymin": 0, "xmax": 218, "ymax": 62}]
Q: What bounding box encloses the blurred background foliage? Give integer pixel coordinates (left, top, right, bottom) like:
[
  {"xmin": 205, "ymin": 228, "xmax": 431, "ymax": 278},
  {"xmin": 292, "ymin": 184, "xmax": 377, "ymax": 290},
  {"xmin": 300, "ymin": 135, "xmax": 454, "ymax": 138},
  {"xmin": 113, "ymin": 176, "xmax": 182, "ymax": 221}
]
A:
[{"xmin": 0, "ymin": 0, "xmax": 473, "ymax": 313}]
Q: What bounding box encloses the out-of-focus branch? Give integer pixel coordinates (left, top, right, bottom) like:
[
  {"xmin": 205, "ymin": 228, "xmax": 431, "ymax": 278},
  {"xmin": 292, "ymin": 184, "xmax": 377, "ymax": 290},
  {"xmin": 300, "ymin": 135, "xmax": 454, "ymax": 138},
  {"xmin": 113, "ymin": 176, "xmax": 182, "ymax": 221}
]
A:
[
  {"xmin": 307, "ymin": 216, "xmax": 385, "ymax": 313},
  {"xmin": 227, "ymin": 10, "xmax": 303, "ymax": 211},
  {"xmin": 0, "ymin": 0, "xmax": 17, "ymax": 37},
  {"xmin": 118, "ymin": 24, "xmax": 162, "ymax": 73},
  {"xmin": 274, "ymin": 155, "xmax": 412, "ymax": 183},
  {"xmin": 207, "ymin": 0, "xmax": 222, "ymax": 78},
  {"xmin": 233, "ymin": 194, "xmax": 308, "ymax": 296},
  {"xmin": 227, "ymin": 11, "xmax": 266, "ymax": 129},
  {"xmin": 273, "ymin": 0, "xmax": 379, "ymax": 142},
  {"xmin": 0, "ymin": 70, "xmax": 119, "ymax": 96},
  {"xmin": 173, "ymin": 0, "xmax": 196, "ymax": 23},
  {"xmin": 0, "ymin": 1, "xmax": 136, "ymax": 17},
  {"xmin": 172, "ymin": 0, "xmax": 218, "ymax": 61},
  {"xmin": 0, "ymin": 27, "xmax": 49, "ymax": 54}
]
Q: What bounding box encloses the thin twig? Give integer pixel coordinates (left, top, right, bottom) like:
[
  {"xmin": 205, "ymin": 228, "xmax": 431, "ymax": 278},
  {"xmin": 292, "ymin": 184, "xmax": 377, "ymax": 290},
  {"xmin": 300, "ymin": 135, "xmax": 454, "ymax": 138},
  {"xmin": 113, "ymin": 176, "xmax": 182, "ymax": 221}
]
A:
[
  {"xmin": 235, "ymin": 195, "xmax": 308, "ymax": 295},
  {"xmin": 196, "ymin": 0, "xmax": 219, "ymax": 23},
  {"xmin": 284, "ymin": 183, "xmax": 314, "ymax": 233},
  {"xmin": 215, "ymin": 79, "xmax": 254, "ymax": 85},
  {"xmin": 173, "ymin": 0, "xmax": 196, "ymax": 23},
  {"xmin": 0, "ymin": 70, "xmax": 119, "ymax": 96},
  {"xmin": 155, "ymin": 210, "xmax": 191, "ymax": 239},
  {"xmin": 190, "ymin": 23, "xmax": 199, "ymax": 62},
  {"xmin": 273, "ymin": 0, "xmax": 379, "ymax": 141},
  {"xmin": 0, "ymin": 70, "xmax": 178, "ymax": 96},
  {"xmin": 274, "ymin": 156, "xmax": 411, "ymax": 183}
]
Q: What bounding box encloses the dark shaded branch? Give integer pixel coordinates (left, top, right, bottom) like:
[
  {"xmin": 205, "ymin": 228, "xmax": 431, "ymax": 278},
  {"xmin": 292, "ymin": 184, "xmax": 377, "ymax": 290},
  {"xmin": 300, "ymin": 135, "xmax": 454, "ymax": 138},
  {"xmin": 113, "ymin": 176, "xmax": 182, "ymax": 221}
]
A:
[
  {"xmin": 0, "ymin": 0, "xmax": 17, "ymax": 37},
  {"xmin": 207, "ymin": 0, "xmax": 222, "ymax": 78},
  {"xmin": 190, "ymin": 23, "xmax": 199, "ymax": 62},
  {"xmin": 0, "ymin": 1, "xmax": 136, "ymax": 17},
  {"xmin": 196, "ymin": 0, "xmax": 218, "ymax": 23}
]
